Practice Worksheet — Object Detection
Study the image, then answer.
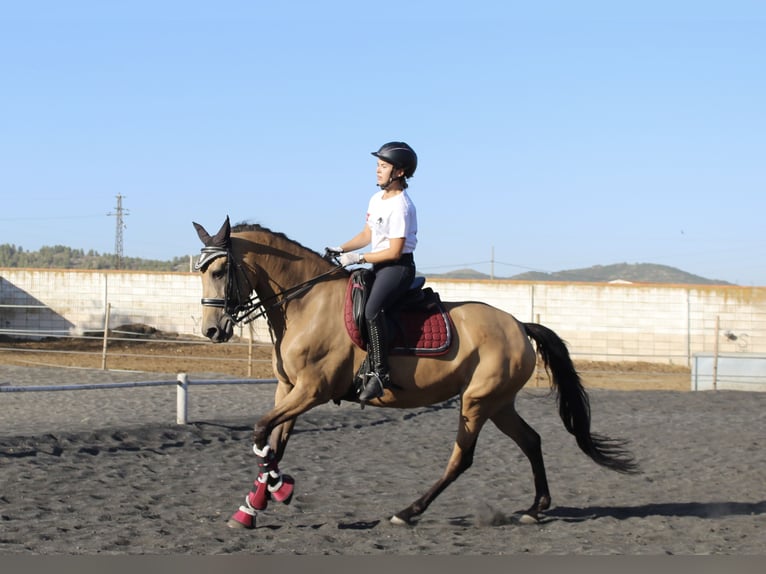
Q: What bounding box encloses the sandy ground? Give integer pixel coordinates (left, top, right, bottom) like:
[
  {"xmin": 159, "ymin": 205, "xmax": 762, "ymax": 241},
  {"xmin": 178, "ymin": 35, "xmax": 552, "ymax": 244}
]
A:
[{"xmin": 1, "ymin": 339, "xmax": 764, "ymax": 555}]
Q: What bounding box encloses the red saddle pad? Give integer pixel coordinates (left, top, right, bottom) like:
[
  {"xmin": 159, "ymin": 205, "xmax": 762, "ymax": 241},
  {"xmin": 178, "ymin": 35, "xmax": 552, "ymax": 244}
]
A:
[{"xmin": 343, "ymin": 277, "xmax": 453, "ymax": 356}]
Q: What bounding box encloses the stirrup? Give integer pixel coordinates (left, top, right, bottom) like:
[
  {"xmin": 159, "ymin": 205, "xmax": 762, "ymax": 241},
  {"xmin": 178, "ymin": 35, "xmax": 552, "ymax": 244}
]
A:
[{"xmin": 358, "ymin": 372, "xmax": 385, "ymax": 407}]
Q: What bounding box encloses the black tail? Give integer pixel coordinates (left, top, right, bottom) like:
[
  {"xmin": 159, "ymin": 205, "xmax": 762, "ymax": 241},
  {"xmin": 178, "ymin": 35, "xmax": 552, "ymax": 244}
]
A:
[{"xmin": 524, "ymin": 322, "xmax": 639, "ymax": 474}]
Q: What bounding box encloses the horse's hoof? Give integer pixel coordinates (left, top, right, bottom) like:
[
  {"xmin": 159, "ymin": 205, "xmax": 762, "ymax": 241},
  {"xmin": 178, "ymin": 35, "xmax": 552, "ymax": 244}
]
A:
[
  {"xmin": 519, "ymin": 513, "xmax": 539, "ymax": 525},
  {"xmin": 227, "ymin": 508, "xmax": 256, "ymax": 529},
  {"xmin": 227, "ymin": 519, "xmax": 254, "ymax": 529},
  {"xmin": 390, "ymin": 515, "xmax": 409, "ymax": 526}
]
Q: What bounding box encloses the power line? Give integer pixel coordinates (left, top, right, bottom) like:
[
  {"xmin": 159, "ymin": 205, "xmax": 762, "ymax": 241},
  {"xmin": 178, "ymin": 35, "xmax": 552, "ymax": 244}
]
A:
[
  {"xmin": 0, "ymin": 215, "xmax": 104, "ymax": 221},
  {"xmin": 418, "ymin": 260, "xmax": 551, "ymax": 274},
  {"xmin": 418, "ymin": 260, "xmax": 492, "ymax": 270}
]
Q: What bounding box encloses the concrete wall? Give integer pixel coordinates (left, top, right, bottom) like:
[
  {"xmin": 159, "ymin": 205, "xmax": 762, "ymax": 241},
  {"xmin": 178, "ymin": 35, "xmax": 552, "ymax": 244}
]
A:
[
  {"xmin": 0, "ymin": 269, "xmax": 209, "ymax": 339},
  {"xmin": 2, "ymin": 268, "xmax": 765, "ymax": 366},
  {"xmin": 429, "ymin": 279, "xmax": 766, "ymax": 366}
]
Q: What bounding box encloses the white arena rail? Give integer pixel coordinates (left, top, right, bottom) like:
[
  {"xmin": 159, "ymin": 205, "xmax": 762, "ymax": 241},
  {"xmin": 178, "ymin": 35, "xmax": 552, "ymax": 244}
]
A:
[{"xmin": 0, "ymin": 372, "xmax": 278, "ymax": 425}]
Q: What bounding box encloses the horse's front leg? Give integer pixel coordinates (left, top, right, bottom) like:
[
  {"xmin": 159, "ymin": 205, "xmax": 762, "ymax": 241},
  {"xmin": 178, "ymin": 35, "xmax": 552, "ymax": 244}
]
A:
[
  {"xmin": 259, "ymin": 379, "xmax": 296, "ymax": 458},
  {"xmin": 228, "ymin": 376, "xmax": 332, "ymax": 530}
]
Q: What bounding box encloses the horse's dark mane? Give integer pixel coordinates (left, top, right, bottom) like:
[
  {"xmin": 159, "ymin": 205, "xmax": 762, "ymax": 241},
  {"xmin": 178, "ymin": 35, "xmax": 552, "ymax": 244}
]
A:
[{"xmin": 231, "ymin": 222, "xmax": 324, "ymax": 259}]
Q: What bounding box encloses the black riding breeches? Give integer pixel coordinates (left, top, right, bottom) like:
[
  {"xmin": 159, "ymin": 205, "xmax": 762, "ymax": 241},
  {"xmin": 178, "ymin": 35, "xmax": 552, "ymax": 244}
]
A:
[{"xmin": 364, "ymin": 259, "xmax": 416, "ymax": 322}]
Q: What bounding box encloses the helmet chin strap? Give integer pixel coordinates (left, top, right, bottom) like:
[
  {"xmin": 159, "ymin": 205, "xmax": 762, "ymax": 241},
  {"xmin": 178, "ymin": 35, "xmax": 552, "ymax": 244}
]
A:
[{"xmin": 378, "ymin": 171, "xmax": 405, "ymax": 190}]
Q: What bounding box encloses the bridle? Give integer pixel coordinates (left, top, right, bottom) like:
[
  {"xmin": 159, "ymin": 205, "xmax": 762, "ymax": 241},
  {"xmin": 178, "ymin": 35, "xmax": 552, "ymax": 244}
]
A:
[{"xmin": 195, "ymin": 245, "xmax": 344, "ymax": 325}]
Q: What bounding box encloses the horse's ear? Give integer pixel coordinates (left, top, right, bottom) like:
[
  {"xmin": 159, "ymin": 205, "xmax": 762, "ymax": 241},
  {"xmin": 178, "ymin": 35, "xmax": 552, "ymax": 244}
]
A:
[
  {"xmin": 210, "ymin": 216, "xmax": 231, "ymax": 249},
  {"xmin": 193, "ymin": 216, "xmax": 231, "ymax": 248},
  {"xmin": 193, "ymin": 221, "xmax": 212, "ymax": 245}
]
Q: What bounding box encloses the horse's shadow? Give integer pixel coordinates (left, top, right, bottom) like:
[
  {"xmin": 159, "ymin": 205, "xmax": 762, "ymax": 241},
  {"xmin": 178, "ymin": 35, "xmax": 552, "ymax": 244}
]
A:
[
  {"xmin": 248, "ymin": 501, "xmax": 766, "ymax": 532},
  {"xmin": 542, "ymin": 500, "xmax": 766, "ymax": 522},
  {"xmin": 439, "ymin": 500, "xmax": 766, "ymax": 529}
]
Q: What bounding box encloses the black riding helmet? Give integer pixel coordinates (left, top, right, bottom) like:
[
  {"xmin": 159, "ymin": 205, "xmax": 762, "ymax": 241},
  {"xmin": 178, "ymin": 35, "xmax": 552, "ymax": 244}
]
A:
[{"xmin": 371, "ymin": 142, "xmax": 417, "ymax": 178}]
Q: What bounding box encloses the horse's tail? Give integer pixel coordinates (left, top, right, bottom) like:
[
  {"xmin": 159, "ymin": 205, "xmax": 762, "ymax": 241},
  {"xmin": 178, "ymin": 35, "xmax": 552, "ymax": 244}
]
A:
[{"xmin": 523, "ymin": 322, "xmax": 640, "ymax": 475}]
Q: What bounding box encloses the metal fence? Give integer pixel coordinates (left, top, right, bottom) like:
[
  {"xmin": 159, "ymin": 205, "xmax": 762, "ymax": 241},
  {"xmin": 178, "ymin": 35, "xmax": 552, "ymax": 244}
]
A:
[{"xmin": 4, "ymin": 306, "xmax": 766, "ymax": 398}]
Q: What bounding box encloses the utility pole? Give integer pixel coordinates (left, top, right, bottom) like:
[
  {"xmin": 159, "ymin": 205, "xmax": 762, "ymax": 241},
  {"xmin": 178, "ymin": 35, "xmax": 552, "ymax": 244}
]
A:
[
  {"xmin": 491, "ymin": 245, "xmax": 495, "ymax": 280},
  {"xmin": 107, "ymin": 194, "xmax": 129, "ymax": 269}
]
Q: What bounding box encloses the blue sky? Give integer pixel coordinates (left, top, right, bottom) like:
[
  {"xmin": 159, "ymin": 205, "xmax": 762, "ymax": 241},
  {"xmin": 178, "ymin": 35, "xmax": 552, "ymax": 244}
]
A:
[{"xmin": 1, "ymin": 1, "xmax": 764, "ymax": 285}]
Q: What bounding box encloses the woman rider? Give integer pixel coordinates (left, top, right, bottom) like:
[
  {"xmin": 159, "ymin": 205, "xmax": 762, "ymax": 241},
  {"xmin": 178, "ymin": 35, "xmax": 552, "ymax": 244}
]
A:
[{"xmin": 329, "ymin": 141, "xmax": 418, "ymax": 404}]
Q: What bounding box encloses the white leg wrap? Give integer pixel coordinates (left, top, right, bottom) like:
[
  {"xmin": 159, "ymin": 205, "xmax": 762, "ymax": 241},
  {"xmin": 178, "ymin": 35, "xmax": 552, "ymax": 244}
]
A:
[
  {"xmin": 240, "ymin": 495, "xmax": 258, "ymax": 516},
  {"xmin": 253, "ymin": 444, "xmax": 270, "ymax": 457},
  {"xmin": 267, "ymin": 476, "xmax": 284, "ymax": 493}
]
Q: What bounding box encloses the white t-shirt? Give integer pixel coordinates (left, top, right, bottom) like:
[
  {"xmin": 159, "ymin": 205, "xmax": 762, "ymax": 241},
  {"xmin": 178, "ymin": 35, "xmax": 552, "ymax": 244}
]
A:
[{"xmin": 366, "ymin": 190, "xmax": 418, "ymax": 255}]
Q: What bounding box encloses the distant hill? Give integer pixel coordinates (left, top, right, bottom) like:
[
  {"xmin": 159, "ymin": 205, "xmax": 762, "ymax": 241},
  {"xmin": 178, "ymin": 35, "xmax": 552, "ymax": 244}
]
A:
[
  {"xmin": 0, "ymin": 244, "xmax": 733, "ymax": 286},
  {"xmin": 424, "ymin": 263, "xmax": 733, "ymax": 285}
]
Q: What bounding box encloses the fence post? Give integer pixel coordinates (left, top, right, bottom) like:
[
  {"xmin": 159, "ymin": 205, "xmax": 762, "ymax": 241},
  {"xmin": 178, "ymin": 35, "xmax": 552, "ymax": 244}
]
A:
[
  {"xmin": 101, "ymin": 302, "xmax": 111, "ymax": 370},
  {"xmin": 176, "ymin": 372, "xmax": 189, "ymax": 424},
  {"xmin": 535, "ymin": 313, "xmax": 542, "ymax": 387},
  {"xmin": 713, "ymin": 315, "xmax": 720, "ymax": 391},
  {"xmin": 248, "ymin": 324, "xmax": 254, "ymax": 378}
]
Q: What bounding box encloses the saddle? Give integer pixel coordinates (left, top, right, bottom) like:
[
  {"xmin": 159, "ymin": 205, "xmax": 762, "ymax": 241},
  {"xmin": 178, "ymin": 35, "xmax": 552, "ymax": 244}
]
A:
[{"xmin": 343, "ymin": 269, "xmax": 453, "ymax": 356}]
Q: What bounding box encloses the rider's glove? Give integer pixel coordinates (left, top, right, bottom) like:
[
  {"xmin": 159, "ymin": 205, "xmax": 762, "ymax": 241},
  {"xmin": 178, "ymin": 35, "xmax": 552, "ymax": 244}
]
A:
[{"xmin": 339, "ymin": 252, "xmax": 364, "ymax": 267}]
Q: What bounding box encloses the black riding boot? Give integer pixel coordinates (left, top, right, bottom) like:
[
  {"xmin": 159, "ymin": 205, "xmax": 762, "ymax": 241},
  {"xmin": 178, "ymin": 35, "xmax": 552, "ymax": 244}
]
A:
[{"xmin": 358, "ymin": 314, "xmax": 390, "ymax": 404}]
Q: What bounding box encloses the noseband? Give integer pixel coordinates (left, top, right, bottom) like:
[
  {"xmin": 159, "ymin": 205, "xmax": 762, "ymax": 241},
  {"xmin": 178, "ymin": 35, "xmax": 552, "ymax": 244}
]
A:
[{"xmin": 195, "ymin": 246, "xmax": 343, "ymax": 325}]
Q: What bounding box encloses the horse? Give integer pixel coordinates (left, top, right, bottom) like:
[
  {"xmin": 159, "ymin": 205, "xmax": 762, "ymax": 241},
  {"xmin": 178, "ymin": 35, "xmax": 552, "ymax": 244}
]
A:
[{"xmin": 192, "ymin": 216, "xmax": 639, "ymax": 529}]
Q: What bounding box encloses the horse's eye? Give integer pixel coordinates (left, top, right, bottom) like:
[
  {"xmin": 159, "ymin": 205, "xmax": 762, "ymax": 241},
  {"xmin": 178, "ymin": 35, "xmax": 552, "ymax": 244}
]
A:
[{"xmin": 212, "ymin": 267, "xmax": 226, "ymax": 279}]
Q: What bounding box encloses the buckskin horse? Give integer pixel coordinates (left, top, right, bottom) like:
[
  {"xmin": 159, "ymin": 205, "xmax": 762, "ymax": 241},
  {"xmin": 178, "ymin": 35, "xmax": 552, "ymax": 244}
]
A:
[{"xmin": 192, "ymin": 216, "xmax": 638, "ymax": 529}]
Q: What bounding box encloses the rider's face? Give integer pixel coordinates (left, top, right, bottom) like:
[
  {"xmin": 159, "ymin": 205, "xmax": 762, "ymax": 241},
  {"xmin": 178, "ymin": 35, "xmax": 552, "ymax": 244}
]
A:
[
  {"xmin": 376, "ymin": 160, "xmax": 403, "ymax": 187},
  {"xmin": 376, "ymin": 159, "xmax": 393, "ymax": 186}
]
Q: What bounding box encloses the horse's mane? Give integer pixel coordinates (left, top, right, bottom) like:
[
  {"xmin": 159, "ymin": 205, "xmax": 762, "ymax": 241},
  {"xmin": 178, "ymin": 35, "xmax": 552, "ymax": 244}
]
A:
[{"xmin": 231, "ymin": 222, "xmax": 325, "ymax": 260}]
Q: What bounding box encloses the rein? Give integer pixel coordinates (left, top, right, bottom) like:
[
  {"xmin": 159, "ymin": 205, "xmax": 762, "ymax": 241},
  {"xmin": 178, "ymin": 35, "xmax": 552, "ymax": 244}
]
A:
[{"xmin": 196, "ymin": 246, "xmax": 344, "ymax": 325}]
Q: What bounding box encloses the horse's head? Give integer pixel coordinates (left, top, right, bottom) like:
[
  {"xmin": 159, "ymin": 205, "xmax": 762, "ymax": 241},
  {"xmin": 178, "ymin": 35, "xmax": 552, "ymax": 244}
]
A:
[
  {"xmin": 194, "ymin": 216, "xmax": 346, "ymax": 343},
  {"xmin": 192, "ymin": 216, "xmax": 250, "ymax": 343}
]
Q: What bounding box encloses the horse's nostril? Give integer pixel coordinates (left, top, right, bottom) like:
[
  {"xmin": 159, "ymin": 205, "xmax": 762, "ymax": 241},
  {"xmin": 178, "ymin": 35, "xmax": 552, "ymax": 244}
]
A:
[{"xmin": 204, "ymin": 327, "xmax": 219, "ymax": 340}]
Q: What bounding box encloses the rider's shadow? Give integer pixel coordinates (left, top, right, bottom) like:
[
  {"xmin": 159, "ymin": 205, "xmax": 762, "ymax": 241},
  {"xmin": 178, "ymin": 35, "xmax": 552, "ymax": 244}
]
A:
[{"xmin": 543, "ymin": 500, "xmax": 766, "ymax": 522}]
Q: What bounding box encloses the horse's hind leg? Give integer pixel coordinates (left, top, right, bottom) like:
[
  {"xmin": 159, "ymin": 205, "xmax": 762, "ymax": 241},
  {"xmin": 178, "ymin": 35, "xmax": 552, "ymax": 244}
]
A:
[
  {"xmin": 490, "ymin": 405, "xmax": 551, "ymax": 523},
  {"xmin": 391, "ymin": 396, "xmax": 488, "ymax": 526}
]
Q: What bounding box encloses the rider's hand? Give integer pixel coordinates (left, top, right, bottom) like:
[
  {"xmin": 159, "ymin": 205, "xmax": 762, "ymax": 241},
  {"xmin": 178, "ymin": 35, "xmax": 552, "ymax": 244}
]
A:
[
  {"xmin": 324, "ymin": 246, "xmax": 343, "ymax": 260},
  {"xmin": 339, "ymin": 252, "xmax": 364, "ymax": 266}
]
